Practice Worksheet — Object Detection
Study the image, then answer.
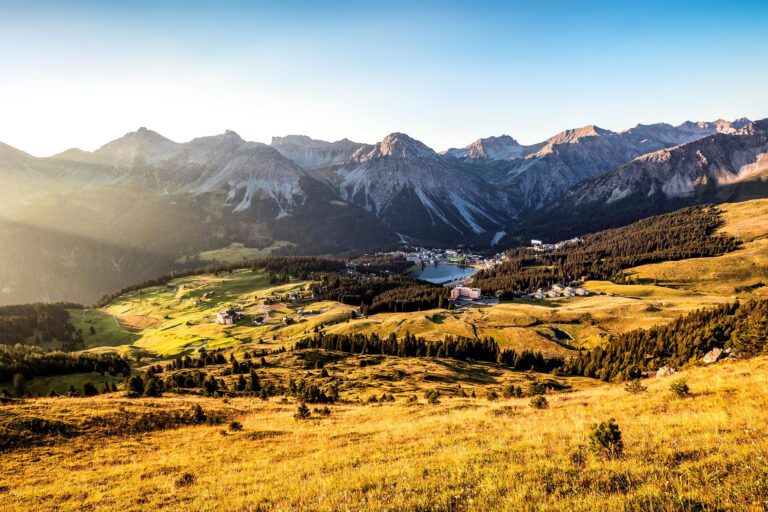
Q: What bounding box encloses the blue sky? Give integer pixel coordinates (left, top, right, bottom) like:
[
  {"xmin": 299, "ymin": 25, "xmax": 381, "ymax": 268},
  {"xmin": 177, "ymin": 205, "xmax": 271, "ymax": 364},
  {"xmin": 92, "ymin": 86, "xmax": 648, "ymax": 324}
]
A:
[{"xmin": 1, "ymin": 0, "xmax": 767, "ymax": 156}]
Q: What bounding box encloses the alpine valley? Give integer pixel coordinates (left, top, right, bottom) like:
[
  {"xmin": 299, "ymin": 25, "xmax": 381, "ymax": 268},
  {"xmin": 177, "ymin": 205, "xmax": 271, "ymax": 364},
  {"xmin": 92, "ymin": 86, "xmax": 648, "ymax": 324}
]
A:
[{"xmin": 1, "ymin": 117, "xmax": 766, "ymax": 305}]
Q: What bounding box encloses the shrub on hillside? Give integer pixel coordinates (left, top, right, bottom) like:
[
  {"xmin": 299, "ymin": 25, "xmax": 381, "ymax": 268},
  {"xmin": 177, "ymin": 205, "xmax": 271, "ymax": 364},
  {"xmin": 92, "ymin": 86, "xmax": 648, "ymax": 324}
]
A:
[
  {"xmin": 589, "ymin": 418, "xmax": 624, "ymax": 459},
  {"xmin": 669, "ymin": 378, "xmax": 691, "ymax": 398},
  {"xmin": 424, "ymin": 390, "xmax": 441, "ymax": 405},
  {"xmin": 624, "ymin": 379, "xmax": 647, "ymax": 395},
  {"xmin": 529, "ymin": 395, "xmax": 548, "ymax": 409},
  {"xmin": 294, "ymin": 403, "xmax": 311, "ymax": 420}
]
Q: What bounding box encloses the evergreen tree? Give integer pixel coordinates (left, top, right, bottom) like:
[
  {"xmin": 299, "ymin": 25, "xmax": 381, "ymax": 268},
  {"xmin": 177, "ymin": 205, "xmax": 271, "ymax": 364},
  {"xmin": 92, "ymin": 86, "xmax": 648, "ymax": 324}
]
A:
[
  {"xmin": 126, "ymin": 374, "xmax": 145, "ymax": 397},
  {"xmin": 12, "ymin": 373, "xmax": 26, "ymax": 397},
  {"xmin": 144, "ymin": 376, "xmax": 163, "ymax": 397},
  {"xmin": 82, "ymin": 381, "xmax": 99, "ymax": 397}
]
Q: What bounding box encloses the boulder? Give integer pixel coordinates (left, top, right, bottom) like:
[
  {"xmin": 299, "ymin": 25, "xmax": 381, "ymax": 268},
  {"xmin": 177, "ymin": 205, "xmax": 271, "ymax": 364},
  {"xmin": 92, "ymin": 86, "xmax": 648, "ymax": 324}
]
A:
[
  {"xmin": 656, "ymin": 366, "xmax": 677, "ymax": 378},
  {"xmin": 701, "ymin": 347, "xmax": 724, "ymax": 364}
]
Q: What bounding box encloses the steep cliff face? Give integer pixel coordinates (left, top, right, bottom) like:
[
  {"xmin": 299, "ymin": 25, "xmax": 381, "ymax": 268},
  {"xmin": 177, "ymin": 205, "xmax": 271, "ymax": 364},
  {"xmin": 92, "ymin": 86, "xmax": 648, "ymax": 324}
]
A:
[
  {"xmin": 270, "ymin": 135, "xmax": 368, "ymax": 170},
  {"xmin": 447, "ymin": 119, "xmax": 752, "ymax": 213},
  {"xmin": 511, "ymin": 119, "xmax": 768, "ymax": 241},
  {"xmin": 562, "ymin": 120, "xmax": 768, "ymax": 205},
  {"xmin": 324, "ymin": 133, "xmax": 505, "ymax": 243}
]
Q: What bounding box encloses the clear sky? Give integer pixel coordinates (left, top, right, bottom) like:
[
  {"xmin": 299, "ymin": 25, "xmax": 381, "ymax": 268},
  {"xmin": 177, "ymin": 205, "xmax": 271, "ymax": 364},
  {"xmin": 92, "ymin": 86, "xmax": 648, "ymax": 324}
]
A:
[{"xmin": 1, "ymin": 0, "xmax": 767, "ymax": 156}]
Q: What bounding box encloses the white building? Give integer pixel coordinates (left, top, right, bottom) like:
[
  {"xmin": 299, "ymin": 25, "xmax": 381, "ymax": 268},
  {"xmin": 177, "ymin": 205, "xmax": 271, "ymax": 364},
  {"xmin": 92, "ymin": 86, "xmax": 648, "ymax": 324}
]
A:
[{"xmin": 450, "ymin": 286, "xmax": 482, "ymax": 300}]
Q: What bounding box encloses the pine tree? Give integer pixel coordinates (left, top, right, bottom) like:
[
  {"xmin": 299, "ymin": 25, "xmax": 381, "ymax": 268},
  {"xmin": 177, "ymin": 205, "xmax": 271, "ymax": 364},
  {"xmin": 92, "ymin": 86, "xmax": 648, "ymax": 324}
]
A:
[
  {"xmin": 126, "ymin": 374, "xmax": 145, "ymax": 397},
  {"xmin": 12, "ymin": 373, "xmax": 26, "ymax": 397},
  {"xmin": 144, "ymin": 377, "xmax": 163, "ymax": 397},
  {"xmin": 82, "ymin": 382, "xmax": 99, "ymax": 397}
]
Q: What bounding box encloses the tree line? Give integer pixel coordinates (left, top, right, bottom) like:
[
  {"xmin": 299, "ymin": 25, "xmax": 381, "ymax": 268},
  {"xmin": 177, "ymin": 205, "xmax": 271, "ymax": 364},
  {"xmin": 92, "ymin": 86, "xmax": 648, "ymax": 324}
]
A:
[
  {"xmin": 0, "ymin": 343, "xmax": 130, "ymax": 384},
  {"xmin": 474, "ymin": 205, "xmax": 739, "ymax": 296},
  {"xmin": 294, "ymin": 331, "xmax": 561, "ymax": 372},
  {"xmin": 350, "ymin": 255, "xmax": 413, "ymax": 274},
  {"xmin": 95, "ymin": 256, "xmax": 346, "ymax": 307},
  {"xmin": 310, "ymin": 274, "xmax": 448, "ymax": 314},
  {"xmin": 0, "ymin": 303, "xmax": 83, "ymax": 348},
  {"xmin": 564, "ymin": 300, "xmax": 768, "ymax": 381}
]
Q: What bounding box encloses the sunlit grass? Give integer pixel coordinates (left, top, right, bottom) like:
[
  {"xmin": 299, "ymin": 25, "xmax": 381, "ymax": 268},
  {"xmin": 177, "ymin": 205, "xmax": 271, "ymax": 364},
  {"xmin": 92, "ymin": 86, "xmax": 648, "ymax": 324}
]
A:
[{"xmin": 2, "ymin": 356, "xmax": 767, "ymax": 511}]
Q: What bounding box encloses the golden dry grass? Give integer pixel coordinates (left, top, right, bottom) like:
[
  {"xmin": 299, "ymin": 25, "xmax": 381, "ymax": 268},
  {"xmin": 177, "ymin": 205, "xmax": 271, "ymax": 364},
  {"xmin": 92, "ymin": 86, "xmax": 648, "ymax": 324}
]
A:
[
  {"xmin": 2, "ymin": 356, "xmax": 768, "ymax": 511},
  {"xmin": 631, "ymin": 199, "xmax": 768, "ymax": 297}
]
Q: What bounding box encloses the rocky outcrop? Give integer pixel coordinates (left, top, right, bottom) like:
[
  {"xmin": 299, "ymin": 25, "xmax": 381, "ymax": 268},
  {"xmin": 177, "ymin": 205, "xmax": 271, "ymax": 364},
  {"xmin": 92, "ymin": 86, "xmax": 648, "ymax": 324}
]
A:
[
  {"xmin": 322, "ymin": 133, "xmax": 506, "ymax": 243},
  {"xmin": 442, "ymin": 135, "xmax": 526, "ymax": 160},
  {"xmin": 559, "ymin": 120, "xmax": 768, "ymax": 207},
  {"xmin": 270, "ymin": 135, "xmax": 367, "ymax": 170}
]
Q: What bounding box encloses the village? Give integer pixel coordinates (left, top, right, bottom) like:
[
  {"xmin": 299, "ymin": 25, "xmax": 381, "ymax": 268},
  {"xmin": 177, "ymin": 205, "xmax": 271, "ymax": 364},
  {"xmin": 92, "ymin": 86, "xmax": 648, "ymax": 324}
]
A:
[
  {"xmin": 207, "ymin": 239, "xmax": 592, "ymax": 328},
  {"xmin": 374, "ymin": 246, "xmax": 505, "ymax": 269}
]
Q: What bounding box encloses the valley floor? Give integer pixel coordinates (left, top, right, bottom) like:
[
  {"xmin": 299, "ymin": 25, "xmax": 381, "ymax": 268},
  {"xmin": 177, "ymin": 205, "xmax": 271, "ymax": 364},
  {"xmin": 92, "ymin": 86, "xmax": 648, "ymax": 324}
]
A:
[{"xmin": 2, "ymin": 356, "xmax": 768, "ymax": 511}]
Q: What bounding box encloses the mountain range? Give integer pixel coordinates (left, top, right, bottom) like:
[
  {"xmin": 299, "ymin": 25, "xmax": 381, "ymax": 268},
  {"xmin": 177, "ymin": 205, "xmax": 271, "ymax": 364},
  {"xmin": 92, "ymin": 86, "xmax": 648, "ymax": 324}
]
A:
[{"xmin": 0, "ymin": 116, "xmax": 766, "ymax": 304}]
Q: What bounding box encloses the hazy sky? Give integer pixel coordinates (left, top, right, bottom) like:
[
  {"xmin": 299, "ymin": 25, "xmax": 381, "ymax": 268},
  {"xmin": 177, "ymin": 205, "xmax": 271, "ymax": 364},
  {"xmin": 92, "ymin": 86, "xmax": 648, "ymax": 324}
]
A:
[{"xmin": 1, "ymin": 0, "xmax": 767, "ymax": 156}]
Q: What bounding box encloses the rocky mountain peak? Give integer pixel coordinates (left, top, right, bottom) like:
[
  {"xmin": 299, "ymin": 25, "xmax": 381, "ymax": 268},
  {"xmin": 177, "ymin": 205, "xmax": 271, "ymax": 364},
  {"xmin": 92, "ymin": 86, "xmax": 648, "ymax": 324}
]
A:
[
  {"xmin": 270, "ymin": 135, "xmax": 367, "ymax": 169},
  {"xmin": 547, "ymin": 125, "xmax": 612, "ymax": 145},
  {"xmin": 370, "ymin": 132, "xmax": 436, "ymax": 160},
  {"xmin": 443, "ymin": 135, "xmax": 524, "ymax": 160}
]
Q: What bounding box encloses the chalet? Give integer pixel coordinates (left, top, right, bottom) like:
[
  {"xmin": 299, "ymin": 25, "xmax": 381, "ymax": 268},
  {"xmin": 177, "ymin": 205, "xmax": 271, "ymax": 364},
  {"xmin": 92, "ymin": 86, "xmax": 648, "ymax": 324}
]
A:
[
  {"xmin": 216, "ymin": 309, "xmax": 242, "ymax": 325},
  {"xmin": 552, "ymin": 284, "xmax": 564, "ymax": 292},
  {"xmin": 450, "ymin": 286, "xmax": 482, "ymax": 301},
  {"xmin": 574, "ymin": 288, "xmax": 589, "ymax": 296}
]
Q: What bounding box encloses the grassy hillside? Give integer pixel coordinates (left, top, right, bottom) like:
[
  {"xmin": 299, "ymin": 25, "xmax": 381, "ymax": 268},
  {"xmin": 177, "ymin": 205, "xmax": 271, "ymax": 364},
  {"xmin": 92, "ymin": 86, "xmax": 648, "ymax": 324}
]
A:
[
  {"xmin": 63, "ymin": 199, "xmax": 768, "ymax": 361},
  {"xmin": 630, "ymin": 199, "xmax": 768, "ymax": 297},
  {"xmin": 2, "ymin": 354, "xmax": 767, "ymax": 511}
]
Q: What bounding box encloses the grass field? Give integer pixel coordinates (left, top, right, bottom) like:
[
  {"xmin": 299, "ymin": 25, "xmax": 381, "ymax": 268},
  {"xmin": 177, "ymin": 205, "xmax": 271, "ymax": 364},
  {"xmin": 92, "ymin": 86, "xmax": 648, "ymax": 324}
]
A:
[
  {"xmin": 2, "ymin": 354, "xmax": 767, "ymax": 511},
  {"xmin": 630, "ymin": 199, "xmax": 768, "ymax": 298},
  {"xmin": 19, "ymin": 372, "xmax": 122, "ymax": 396},
  {"xmin": 177, "ymin": 241, "xmax": 295, "ymax": 264}
]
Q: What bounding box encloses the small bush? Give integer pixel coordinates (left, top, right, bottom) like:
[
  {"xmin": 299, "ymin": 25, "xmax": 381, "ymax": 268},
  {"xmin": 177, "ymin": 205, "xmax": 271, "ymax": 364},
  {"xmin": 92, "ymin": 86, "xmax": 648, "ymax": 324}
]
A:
[
  {"xmin": 569, "ymin": 444, "xmax": 587, "ymax": 468},
  {"xmin": 502, "ymin": 385, "xmax": 522, "ymax": 398},
  {"xmin": 424, "ymin": 390, "xmax": 441, "ymax": 405},
  {"xmin": 486, "ymin": 390, "xmax": 499, "ymax": 401},
  {"xmin": 294, "ymin": 403, "xmax": 311, "ymax": 420},
  {"xmin": 314, "ymin": 406, "xmax": 331, "ymax": 416},
  {"xmin": 589, "ymin": 418, "xmax": 623, "ymax": 459},
  {"xmin": 529, "ymin": 395, "xmax": 548, "ymax": 409},
  {"xmin": 624, "ymin": 379, "xmax": 647, "ymax": 395},
  {"xmin": 229, "ymin": 421, "xmax": 243, "ymax": 431},
  {"xmin": 406, "ymin": 395, "xmax": 418, "ymax": 404},
  {"xmin": 175, "ymin": 472, "xmax": 196, "ymax": 487},
  {"xmin": 669, "ymin": 378, "xmax": 691, "ymax": 398}
]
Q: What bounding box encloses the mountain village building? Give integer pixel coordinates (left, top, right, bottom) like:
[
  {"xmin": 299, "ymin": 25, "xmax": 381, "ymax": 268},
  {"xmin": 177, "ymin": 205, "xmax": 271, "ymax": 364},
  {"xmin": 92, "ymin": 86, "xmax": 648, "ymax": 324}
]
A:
[{"xmin": 450, "ymin": 286, "xmax": 482, "ymax": 301}]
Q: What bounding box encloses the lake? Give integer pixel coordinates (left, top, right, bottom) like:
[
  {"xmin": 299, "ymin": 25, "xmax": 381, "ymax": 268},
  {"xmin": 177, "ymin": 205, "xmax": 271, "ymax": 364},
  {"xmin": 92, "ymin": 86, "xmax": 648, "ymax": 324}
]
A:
[{"xmin": 408, "ymin": 263, "xmax": 478, "ymax": 284}]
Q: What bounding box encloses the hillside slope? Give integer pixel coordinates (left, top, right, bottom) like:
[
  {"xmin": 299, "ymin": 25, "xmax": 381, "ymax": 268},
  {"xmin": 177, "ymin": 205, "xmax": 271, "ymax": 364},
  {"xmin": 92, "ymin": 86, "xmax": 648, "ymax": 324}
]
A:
[{"xmin": 2, "ymin": 354, "xmax": 767, "ymax": 511}]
